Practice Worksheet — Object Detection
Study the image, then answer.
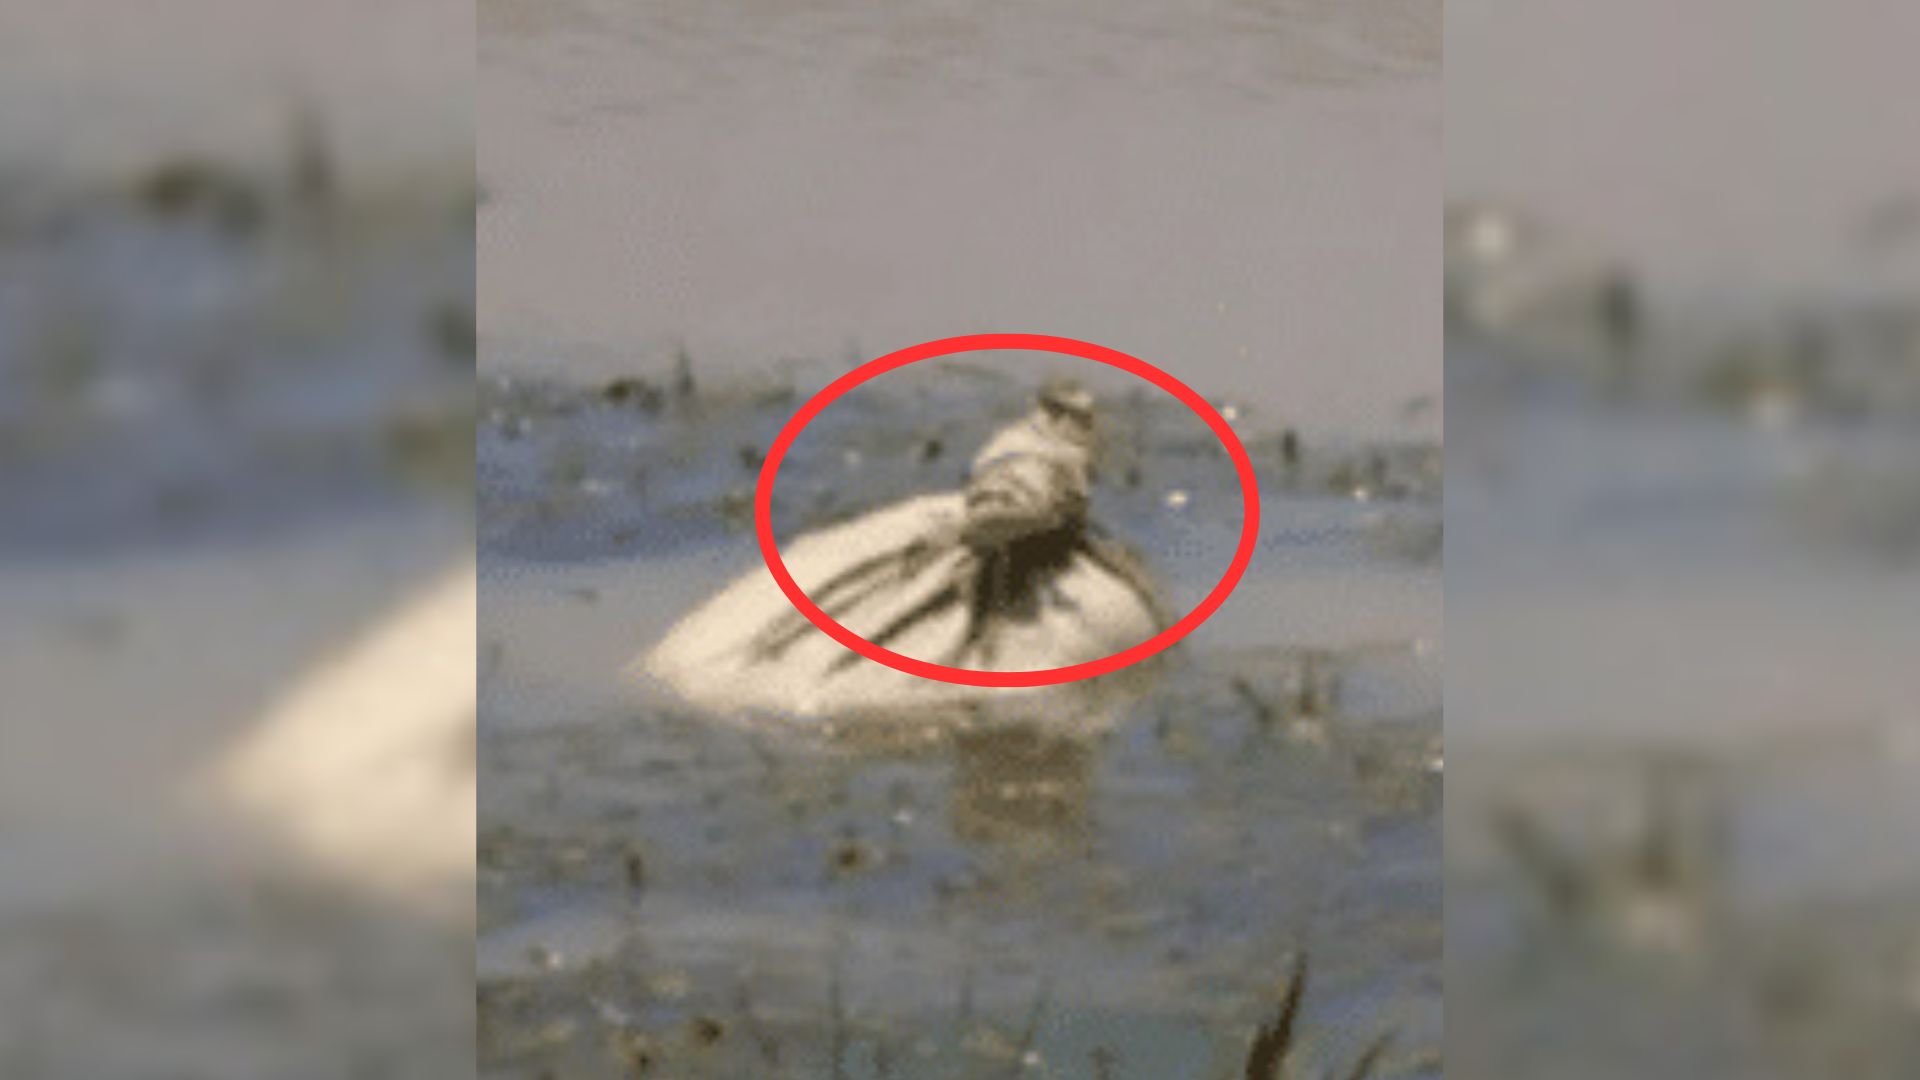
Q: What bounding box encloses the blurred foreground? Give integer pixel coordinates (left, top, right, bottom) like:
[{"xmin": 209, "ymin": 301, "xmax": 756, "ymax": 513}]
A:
[
  {"xmin": 1447, "ymin": 3, "xmax": 1919, "ymax": 1073},
  {"xmin": 0, "ymin": 92, "xmax": 474, "ymax": 1079},
  {"xmin": 1446, "ymin": 198, "xmax": 1920, "ymax": 1077}
]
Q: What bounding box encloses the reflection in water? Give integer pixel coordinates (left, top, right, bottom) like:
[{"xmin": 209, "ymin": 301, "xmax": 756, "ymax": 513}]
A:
[
  {"xmin": 950, "ymin": 724, "xmax": 1095, "ymax": 844},
  {"xmin": 478, "ymin": 364, "xmax": 1441, "ymax": 1076},
  {"xmin": 1488, "ymin": 751, "xmax": 1726, "ymax": 964}
]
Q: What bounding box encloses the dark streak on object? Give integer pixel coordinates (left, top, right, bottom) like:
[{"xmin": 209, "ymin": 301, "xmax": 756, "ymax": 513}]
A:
[{"xmin": 1242, "ymin": 952, "xmax": 1395, "ymax": 1080}]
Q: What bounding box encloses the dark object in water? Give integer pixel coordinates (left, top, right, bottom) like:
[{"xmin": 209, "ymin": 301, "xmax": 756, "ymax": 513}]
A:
[
  {"xmin": 688, "ymin": 1015, "xmax": 725, "ymax": 1047},
  {"xmin": 826, "ymin": 834, "xmax": 878, "ymax": 875},
  {"xmin": 1598, "ymin": 271, "xmax": 1641, "ymax": 355},
  {"xmin": 1339, "ymin": 1032, "xmax": 1396, "ymax": 1080},
  {"xmin": 1491, "ymin": 753, "xmax": 1725, "ymax": 957},
  {"xmin": 287, "ymin": 102, "xmax": 338, "ymax": 212},
  {"xmin": 601, "ymin": 377, "xmax": 664, "ymax": 412},
  {"xmin": 672, "ymin": 344, "xmax": 696, "ymax": 400},
  {"xmin": 131, "ymin": 159, "xmax": 264, "ymax": 235},
  {"xmin": 1243, "ymin": 953, "xmax": 1308, "ymax": 1080},
  {"xmin": 428, "ymin": 301, "xmax": 476, "ymax": 363},
  {"xmin": 1244, "ymin": 953, "xmax": 1392, "ymax": 1080}
]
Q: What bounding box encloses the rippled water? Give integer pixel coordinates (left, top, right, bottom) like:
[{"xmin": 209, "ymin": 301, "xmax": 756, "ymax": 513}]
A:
[
  {"xmin": 479, "ymin": 1, "xmax": 1440, "ymax": 1072},
  {"xmin": 477, "ymin": 363, "xmax": 1442, "ymax": 1078}
]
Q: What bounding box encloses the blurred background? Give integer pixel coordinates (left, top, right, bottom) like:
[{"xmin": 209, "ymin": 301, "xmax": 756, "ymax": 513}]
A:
[
  {"xmin": 26, "ymin": 0, "xmax": 1920, "ymax": 1074},
  {"xmin": 0, "ymin": 1, "xmax": 474, "ymax": 1077},
  {"xmin": 1446, "ymin": 1, "xmax": 1920, "ymax": 1076}
]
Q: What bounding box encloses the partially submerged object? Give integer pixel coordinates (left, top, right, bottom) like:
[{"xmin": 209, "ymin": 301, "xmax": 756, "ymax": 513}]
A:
[
  {"xmin": 195, "ymin": 558, "xmax": 476, "ymax": 904},
  {"xmin": 639, "ymin": 385, "xmax": 1164, "ymax": 722}
]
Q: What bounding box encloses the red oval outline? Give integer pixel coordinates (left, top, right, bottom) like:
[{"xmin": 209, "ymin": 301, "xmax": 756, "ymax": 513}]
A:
[{"xmin": 754, "ymin": 333, "xmax": 1259, "ymax": 687}]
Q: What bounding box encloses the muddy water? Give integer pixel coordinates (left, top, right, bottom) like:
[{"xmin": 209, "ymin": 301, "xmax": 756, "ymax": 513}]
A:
[
  {"xmin": 479, "ymin": 3, "xmax": 1440, "ymax": 1073},
  {"xmin": 477, "ymin": 363, "xmax": 1442, "ymax": 1078},
  {"xmin": 480, "ymin": 0, "xmax": 1440, "ymax": 438}
]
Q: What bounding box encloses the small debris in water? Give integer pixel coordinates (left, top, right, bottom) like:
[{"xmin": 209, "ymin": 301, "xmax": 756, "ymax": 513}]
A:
[
  {"xmin": 427, "ymin": 301, "xmax": 475, "ymax": 363},
  {"xmin": 130, "ymin": 158, "xmax": 264, "ymax": 235},
  {"xmin": 607, "ymin": 1028, "xmax": 658, "ymax": 1074},
  {"xmin": 688, "ymin": 1014, "xmax": 725, "ymax": 1047},
  {"xmin": 1279, "ymin": 429, "xmax": 1301, "ymax": 468},
  {"xmin": 828, "ymin": 834, "xmax": 880, "ymax": 876},
  {"xmin": 672, "ymin": 343, "xmax": 696, "ymax": 400},
  {"xmin": 601, "ymin": 377, "xmax": 664, "ymax": 411}
]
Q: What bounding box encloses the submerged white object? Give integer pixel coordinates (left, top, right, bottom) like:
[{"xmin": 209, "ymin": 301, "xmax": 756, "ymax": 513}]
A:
[
  {"xmin": 639, "ymin": 397, "xmax": 1162, "ymax": 721},
  {"xmin": 198, "ymin": 558, "xmax": 476, "ymax": 902}
]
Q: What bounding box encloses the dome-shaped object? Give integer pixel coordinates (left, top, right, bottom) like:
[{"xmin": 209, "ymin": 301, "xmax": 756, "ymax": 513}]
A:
[
  {"xmin": 638, "ymin": 398, "xmax": 1162, "ymax": 723},
  {"xmin": 198, "ymin": 559, "xmax": 476, "ymax": 904}
]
